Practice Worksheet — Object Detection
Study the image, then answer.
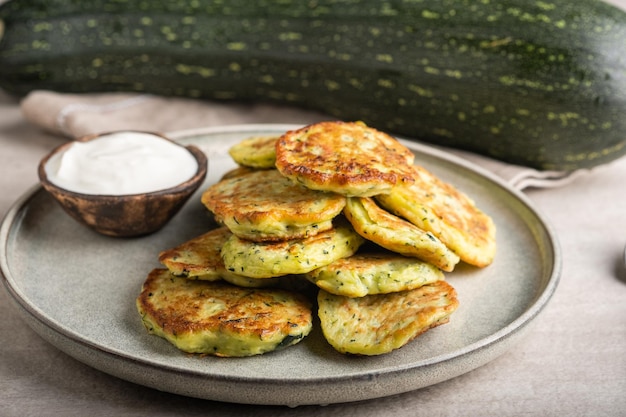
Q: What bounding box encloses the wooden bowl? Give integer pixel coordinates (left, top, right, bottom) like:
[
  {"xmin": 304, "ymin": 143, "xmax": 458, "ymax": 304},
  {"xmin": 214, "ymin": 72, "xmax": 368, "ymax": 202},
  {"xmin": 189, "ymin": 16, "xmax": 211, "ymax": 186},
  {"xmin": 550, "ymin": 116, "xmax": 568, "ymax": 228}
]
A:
[{"xmin": 38, "ymin": 132, "xmax": 208, "ymax": 237}]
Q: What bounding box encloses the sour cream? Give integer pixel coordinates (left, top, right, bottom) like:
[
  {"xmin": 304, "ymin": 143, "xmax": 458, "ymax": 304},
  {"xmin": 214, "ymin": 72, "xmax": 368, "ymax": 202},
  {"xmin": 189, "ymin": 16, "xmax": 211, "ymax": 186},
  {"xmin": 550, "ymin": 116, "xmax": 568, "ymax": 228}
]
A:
[{"xmin": 45, "ymin": 132, "xmax": 199, "ymax": 195}]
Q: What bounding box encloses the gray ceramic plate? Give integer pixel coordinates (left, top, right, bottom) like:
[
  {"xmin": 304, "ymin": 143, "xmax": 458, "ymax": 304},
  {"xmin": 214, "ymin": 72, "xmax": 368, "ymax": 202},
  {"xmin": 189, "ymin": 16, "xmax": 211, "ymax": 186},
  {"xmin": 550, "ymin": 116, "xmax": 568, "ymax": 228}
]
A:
[{"xmin": 0, "ymin": 124, "xmax": 560, "ymax": 406}]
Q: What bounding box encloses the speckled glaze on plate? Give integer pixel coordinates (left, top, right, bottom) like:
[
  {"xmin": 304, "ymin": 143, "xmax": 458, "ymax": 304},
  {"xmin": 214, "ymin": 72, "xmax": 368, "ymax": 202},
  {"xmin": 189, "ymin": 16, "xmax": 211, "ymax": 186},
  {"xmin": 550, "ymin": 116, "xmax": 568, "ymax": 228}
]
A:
[{"xmin": 0, "ymin": 124, "xmax": 560, "ymax": 406}]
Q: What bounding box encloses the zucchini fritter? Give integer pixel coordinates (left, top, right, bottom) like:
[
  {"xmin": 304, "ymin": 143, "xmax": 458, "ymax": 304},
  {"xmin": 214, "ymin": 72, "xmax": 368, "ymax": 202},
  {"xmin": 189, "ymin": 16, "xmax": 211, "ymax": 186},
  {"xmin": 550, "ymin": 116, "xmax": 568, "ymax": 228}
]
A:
[
  {"xmin": 158, "ymin": 226, "xmax": 280, "ymax": 287},
  {"xmin": 318, "ymin": 280, "xmax": 459, "ymax": 355},
  {"xmin": 305, "ymin": 251, "xmax": 444, "ymax": 297},
  {"xmin": 201, "ymin": 169, "xmax": 346, "ymax": 242},
  {"xmin": 376, "ymin": 164, "xmax": 496, "ymax": 267},
  {"xmin": 136, "ymin": 268, "xmax": 313, "ymax": 357},
  {"xmin": 221, "ymin": 221, "xmax": 365, "ymax": 278},
  {"xmin": 343, "ymin": 197, "xmax": 460, "ymax": 272},
  {"xmin": 158, "ymin": 226, "xmax": 231, "ymax": 281},
  {"xmin": 275, "ymin": 121, "xmax": 415, "ymax": 197},
  {"xmin": 228, "ymin": 135, "xmax": 279, "ymax": 169}
]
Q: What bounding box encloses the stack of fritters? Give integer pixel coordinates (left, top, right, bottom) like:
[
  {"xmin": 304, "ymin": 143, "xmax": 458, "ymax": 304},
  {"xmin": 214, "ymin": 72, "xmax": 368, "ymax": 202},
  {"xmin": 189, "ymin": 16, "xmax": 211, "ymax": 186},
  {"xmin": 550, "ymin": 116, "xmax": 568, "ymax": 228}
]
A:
[{"xmin": 137, "ymin": 121, "xmax": 496, "ymax": 357}]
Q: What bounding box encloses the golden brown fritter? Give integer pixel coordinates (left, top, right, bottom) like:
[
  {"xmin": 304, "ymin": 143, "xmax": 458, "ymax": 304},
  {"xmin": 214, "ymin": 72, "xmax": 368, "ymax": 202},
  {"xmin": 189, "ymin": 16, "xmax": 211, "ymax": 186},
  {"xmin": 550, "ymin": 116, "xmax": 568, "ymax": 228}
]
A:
[
  {"xmin": 158, "ymin": 226, "xmax": 231, "ymax": 280},
  {"xmin": 220, "ymin": 220, "xmax": 365, "ymax": 278},
  {"xmin": 201, "ymin": 169, "xmax": 346, "ymax": 242},
  {"xmin": 305, "ymin": 250, "xmax": 444, "ymax": 297},
  {"xmin": 136, "ymin": 268, "xmax": 313, "ymax": 357},
  {"xmin": 343, "ymin": 197, "xmax": 460, "ymax": 272},
  {"xmin": 376, "ymin": 164, "xmax": 496, "ymax": 267},
  {"xmin": 228, "ymin": 135, "xmax": 279, "ymax": 169},
  {"xmin": 275, "ymin": 121, "xmax": 415, "ymax": 197},
  {"xmin": 158, "ymin": 227, "xmax": 282, "ymax": 287},
  {"xmin": 317, "ymin": 280, "xmax": 459, "ymax": 355}
]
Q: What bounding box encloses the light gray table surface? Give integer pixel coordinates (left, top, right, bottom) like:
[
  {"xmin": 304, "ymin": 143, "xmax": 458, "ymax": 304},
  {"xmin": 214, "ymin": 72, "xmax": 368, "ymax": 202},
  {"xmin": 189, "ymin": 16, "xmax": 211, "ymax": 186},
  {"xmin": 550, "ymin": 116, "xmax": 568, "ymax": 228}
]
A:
[{"xmin": 1, "ymin": 3, "xmax": 626, "ymax": 413}]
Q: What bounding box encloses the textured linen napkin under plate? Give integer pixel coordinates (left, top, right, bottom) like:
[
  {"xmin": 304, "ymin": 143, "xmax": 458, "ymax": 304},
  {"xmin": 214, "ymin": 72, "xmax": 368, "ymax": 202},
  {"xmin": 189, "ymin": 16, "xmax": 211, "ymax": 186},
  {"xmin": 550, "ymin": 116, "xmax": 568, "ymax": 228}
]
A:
[{"xmin": 20, "ymin": 90, "xmax": 590, "ymax": 191}]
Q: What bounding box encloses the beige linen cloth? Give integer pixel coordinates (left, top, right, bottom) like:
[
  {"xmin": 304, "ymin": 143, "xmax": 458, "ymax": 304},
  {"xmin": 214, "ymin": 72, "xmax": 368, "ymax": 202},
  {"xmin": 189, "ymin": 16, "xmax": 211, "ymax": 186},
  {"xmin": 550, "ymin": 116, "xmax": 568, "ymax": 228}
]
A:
[{"xmin": 21, "ymin": 90, "xmax": 590, "ymax": 191}]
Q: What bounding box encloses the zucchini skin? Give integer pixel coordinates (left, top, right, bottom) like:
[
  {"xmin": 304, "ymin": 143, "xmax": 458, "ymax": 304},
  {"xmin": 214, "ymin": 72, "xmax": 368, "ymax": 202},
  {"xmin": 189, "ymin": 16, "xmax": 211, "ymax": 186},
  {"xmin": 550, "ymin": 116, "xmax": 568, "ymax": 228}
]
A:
[{"xmin": 1, "ymin": 0, "xmax": 625, "ymax": 170}]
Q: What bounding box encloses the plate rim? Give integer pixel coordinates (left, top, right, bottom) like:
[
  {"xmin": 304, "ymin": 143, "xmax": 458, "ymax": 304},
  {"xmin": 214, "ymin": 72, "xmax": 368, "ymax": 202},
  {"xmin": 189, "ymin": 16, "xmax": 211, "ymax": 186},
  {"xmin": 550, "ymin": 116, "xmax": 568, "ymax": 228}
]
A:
[{"xmin": 0, "ymin": 123, "xmax": 562, "ymax": 404}]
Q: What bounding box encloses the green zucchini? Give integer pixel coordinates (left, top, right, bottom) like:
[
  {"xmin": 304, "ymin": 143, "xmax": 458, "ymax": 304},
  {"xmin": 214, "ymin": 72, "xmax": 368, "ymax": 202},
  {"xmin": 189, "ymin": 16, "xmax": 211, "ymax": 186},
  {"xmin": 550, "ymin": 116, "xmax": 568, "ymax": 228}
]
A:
[{"xmin": 1, "ymin": 0, "xmax": 625, "ymax": 171}]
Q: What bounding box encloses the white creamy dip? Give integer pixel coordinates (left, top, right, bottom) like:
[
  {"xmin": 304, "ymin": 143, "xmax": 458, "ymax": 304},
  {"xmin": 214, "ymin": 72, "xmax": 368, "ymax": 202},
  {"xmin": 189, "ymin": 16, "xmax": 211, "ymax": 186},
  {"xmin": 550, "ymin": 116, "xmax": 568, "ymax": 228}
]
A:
[{"xmin": 45, "ymin": 132, "xmax": 199, "ymax": 195}]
